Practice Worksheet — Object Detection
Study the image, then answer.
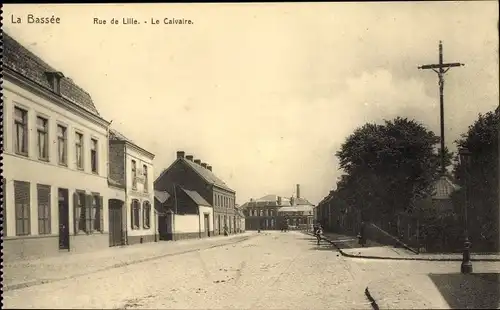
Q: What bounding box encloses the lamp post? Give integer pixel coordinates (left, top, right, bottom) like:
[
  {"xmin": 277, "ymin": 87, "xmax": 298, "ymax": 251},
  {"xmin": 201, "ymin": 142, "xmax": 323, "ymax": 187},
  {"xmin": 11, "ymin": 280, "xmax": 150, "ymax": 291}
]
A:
[{"xmin": 458, "ymin": 147, "xmax": 473, "ymax": 274}]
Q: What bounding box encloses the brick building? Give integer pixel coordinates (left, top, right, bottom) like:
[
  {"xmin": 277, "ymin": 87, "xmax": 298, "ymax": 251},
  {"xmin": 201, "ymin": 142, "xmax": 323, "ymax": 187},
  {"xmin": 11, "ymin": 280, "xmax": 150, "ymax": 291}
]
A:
[
  {"xmin": 242, "ymin": 184, "xmax": 314, "ymax": 230},
  {"xmin": 154, "ymin": 151, "xmax": 238, "ymax": 237},
  {"xmin": 108, "ymin": 129, "xmax": 156, "ymax": 246},
  {"xmin": 2, "ymin": 32, "xmax": 112, "ymax": 261}
]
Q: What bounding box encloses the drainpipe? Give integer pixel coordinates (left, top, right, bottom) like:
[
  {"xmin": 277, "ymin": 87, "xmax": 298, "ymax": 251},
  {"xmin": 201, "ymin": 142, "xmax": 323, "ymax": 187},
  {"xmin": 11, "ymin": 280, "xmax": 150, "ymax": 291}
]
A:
[{"xmin": 123, "ymin": 144, "xmax": 128, "ymax": 245}]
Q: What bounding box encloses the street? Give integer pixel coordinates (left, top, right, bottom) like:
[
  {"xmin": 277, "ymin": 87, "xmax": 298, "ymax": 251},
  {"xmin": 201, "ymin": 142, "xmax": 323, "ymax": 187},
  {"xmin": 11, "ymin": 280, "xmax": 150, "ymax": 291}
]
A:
[
  {"xmin": 4, "ymin": 231, "xmax": 499, "ymax": 309},
  {"xmin": 4, "ymin": 231, "xmax": 373, "ymax": 309}
]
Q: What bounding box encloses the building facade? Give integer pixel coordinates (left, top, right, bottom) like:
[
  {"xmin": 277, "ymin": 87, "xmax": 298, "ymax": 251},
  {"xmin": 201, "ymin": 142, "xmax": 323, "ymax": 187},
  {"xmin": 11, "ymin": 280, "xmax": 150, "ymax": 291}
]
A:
[
  {"xmin": 108, "ymin": 129, "xmax": 157, "ymax": 246},
  {"xmin": 154, "ymin": 151, "xmax": 238, "ymax": 238},
  {"xmin": 3, "ymin": 32, "xmax": 112, "ymax": 261},
  {"xmin": 242, "ymin": 184, "xmax": 314, "ymax": 230},
  {"xmin": 155, "ymin": 187, "xmax": 214, "ymax": 240}
]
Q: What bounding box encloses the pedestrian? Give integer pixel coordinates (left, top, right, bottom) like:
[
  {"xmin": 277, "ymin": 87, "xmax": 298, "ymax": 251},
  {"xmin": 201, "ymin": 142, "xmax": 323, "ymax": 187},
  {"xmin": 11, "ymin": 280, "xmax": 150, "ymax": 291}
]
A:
[{"xmin": 316, "ymin": 224, "xmax": 323, "ymax": 245}]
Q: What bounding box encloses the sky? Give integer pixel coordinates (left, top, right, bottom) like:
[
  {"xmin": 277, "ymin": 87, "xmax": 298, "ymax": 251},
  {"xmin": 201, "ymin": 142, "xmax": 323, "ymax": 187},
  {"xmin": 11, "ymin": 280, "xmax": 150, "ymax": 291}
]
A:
[{"xmin": 4, "ymin": 2, "xmax": 499, "ymax": 205}]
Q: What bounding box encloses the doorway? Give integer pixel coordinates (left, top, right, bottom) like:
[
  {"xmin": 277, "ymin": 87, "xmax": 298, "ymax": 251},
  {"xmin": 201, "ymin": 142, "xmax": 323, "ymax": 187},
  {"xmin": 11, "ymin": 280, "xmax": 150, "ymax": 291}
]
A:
[
  {"xmin": 108, "ymin": 199, "xmax": 124, "ymax": 247},
  {"xmin": 204, "ymin": 213, "xmax": 210, "ymax": 237},
  {"xmin": 58, "ymin": 188, "xmax": 70, "ymax": 250}
]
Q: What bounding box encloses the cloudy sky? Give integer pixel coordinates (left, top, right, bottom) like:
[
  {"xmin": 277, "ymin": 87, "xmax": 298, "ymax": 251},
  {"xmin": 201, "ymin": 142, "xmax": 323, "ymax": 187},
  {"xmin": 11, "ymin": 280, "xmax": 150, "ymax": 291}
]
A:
[{"xmin": 4, "ymin": 2, "xmax": 498, "ymax": 204}]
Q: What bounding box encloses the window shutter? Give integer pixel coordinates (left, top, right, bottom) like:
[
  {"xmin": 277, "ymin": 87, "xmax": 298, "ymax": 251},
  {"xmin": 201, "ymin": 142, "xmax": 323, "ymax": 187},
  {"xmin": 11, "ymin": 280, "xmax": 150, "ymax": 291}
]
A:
[
  {"xmin": 85, "ymin": 194, "xmax": 92, "ymax": 233},
  {"xmin": 73, "ymin": 192, "xmax": 79, "ymax": 234},
  {"xmin": 99, "ymin": 196, "xmax": 104, "ymax": 233},
  {"xmin": 131, "ymin": 201, "xmax": 134, "ymax": 229}
]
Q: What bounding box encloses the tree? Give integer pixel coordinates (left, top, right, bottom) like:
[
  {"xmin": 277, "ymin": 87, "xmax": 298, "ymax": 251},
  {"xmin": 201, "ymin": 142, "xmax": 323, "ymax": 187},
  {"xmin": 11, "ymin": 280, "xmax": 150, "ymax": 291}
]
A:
[
  {"xmin": 336, "ymin": 117, "xmax": 452, "ymax": 221},
  {"xmin": 452, "ymin": 106, "xmax": 499, "ymax": 250}
]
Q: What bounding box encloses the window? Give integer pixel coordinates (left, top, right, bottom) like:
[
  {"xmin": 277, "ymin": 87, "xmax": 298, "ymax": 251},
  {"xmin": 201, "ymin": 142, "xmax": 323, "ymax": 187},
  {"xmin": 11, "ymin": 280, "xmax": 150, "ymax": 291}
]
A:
[
  {"xmin": 90, "ymin": 139, "xmax": 98, "ymax": 173},
  {"xmin": 131, "ymin": 160, "xmax": 137, "ymax": 189},
  {"xmin": 143, "ymin": 165, "xmax": 148, "ymax": 193},
  {"xmin": 92, "ymin": 195, "xmax": 103, "ymax": 232},
  {"xmin": 37, "ymin": 116, "xmax": 49, "ymax": 160},
  {"xmin": 37, "ymin": 184, "xmax": 51, "ymax": 235},
  {"xmin": 14, "ymin": 107, "xmax": 28, "ymax": 155},
  {"xmin": 75, "ymin": 132, "xmax": 84, "ymax": 169},
  {"xmin": 14, "ymin": 180, "xmax": 31, "ymax": 236},
  {"xmin": 131, "ymin": 199, "xmax": 140, "ymax": 229},
  {"xmin": 74, "ymin": 192, "xmax": 102, "ymax": 234},
  {"xmin": 57, "ymin": 125, "xmax": 67, "ymax": 165},
  {"xmin": 143, "ymin": 201, "xmax": 151, "ymax": 229},
  {"xmin": 74, "ymin": 191, "xmax": 87, "ymax": 233}
]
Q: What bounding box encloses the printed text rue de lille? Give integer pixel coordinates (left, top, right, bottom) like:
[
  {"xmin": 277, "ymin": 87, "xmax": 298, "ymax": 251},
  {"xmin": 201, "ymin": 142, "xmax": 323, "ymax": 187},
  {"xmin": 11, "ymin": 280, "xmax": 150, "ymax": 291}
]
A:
[{"xmin": 93, "ymin": 17, "xmax": 194, "ymax": 25}]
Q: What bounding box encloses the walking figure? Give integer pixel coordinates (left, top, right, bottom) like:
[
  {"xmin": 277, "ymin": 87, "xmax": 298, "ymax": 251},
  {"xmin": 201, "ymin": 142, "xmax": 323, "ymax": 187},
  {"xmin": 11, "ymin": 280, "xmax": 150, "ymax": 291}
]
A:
[{"xmin": 315, "ymin": 223, "xmax": 323, "ymax": 246}]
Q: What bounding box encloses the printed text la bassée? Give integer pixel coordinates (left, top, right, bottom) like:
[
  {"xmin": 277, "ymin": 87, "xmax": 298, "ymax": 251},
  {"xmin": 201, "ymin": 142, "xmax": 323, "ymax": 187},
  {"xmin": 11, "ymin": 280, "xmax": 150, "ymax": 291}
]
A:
[{"xmin": 11, "ymin": 14, "xmax": 61, "ymax": 24}]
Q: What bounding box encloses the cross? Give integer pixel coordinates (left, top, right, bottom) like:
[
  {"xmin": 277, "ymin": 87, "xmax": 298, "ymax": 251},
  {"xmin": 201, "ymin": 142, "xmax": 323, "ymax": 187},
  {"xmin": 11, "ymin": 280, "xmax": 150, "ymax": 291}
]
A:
[{"xmin": 418, "ymin": 41, "xmax": 465, "ymax": 175}]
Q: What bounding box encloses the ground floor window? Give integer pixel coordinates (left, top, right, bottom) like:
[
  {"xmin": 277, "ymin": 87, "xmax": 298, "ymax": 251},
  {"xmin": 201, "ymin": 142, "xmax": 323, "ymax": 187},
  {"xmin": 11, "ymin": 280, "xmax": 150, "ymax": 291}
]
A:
[
  {"xmin": 37, "ymin": 184, "xmax": 51, "ymax": 235},
  {"xmin": 14, "ymin": 180, "xmax": 31, "ymax": 236},
  {"xmin": 143, "ymin": 201, "xmax": 151, "ymax": 229},
  {"xmin": 131, "ymin": 199, "xmax": 140, "ymax": 229},
  {"xmin": 74, "ymin": 191, "xmax": 103, "ymax": 234}
]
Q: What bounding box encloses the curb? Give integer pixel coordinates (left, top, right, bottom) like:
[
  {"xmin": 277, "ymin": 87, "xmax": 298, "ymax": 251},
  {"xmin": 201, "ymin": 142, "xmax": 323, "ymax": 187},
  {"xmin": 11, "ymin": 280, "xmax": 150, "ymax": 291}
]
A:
[
  {"xmin": 364, "ymin": 287, "xmax": 380, "ymax": 310},
  {"xmin": 305, "ymin": 232, "xmax": 500, "ymax": 262},
  {"xmin": 4, "ymin": 235, "xmax": 253, "ymax": 292}
]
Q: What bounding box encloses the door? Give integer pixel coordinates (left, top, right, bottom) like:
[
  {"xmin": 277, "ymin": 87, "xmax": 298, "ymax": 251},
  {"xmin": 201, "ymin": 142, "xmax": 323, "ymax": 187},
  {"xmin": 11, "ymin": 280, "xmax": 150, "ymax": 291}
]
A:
[
  {"xmin": 58, "ymin": 188, "xmax": 70, "ymax": 250},
  {"xmin": 108, "ymin": 200, "xmax": 123, "ymax": 247},
  {"xmin": 204, "ymin": 213, "xmax": 210, "ymax": 237}
]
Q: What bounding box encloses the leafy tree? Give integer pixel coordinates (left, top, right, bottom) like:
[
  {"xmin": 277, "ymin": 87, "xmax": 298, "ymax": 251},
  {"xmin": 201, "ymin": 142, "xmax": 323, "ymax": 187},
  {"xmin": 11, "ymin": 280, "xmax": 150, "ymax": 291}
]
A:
[
  {"xmin": 452, "ymin": 106, "xmax": 499, "ymax": 250},
  {"xmin": 336, "ymin": 117, "xmax": 452, "ymax": 221}
]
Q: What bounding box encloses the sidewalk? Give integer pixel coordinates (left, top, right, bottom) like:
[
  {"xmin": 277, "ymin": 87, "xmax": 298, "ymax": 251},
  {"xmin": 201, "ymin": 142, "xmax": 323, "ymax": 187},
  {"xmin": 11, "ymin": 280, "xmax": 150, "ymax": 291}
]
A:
[
  {"xmin": 3, "ymin": 232, "xmax": 257, "ymax": 292},
  {"xmin": 314, "ymin": 231, "xmax": 500, "ymax": 262},
  {"xmin": 366, "ymin": 272, "xmax": 500, "ymax": 309}
]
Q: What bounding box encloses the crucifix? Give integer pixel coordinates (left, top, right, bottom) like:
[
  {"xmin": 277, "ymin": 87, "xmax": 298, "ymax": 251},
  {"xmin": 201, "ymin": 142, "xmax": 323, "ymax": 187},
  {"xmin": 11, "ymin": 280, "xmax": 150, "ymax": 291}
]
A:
[{"xmin": 418, "ymin": 41, "xmax": 465, "ymax": 175}]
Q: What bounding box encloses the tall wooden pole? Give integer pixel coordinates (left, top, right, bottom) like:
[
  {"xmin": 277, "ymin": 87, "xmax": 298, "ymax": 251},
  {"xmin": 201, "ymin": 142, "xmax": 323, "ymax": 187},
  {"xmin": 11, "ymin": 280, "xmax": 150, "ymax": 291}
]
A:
[{"xmin": 418, "ymin": 41, "xmax": 465, "ymax": 174}]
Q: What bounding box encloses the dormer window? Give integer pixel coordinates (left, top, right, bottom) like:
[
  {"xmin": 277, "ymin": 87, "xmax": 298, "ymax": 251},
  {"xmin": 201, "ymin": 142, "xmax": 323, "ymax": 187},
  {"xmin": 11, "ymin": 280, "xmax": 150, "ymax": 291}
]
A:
[{"xmin": 45, "ymin": 71, "xmax": 64, "ymax": 94}]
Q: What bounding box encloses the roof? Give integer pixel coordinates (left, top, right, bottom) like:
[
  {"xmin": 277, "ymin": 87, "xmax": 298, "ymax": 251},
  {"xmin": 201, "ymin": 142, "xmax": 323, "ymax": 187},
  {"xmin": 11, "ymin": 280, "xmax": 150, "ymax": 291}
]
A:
[
  {"xmin": 109, "ymin": 129, "xmax": 154, "ymax": 158},
  {"xmin": 3, "ymin": 32, "xmax": 100, "ymax": 116},
  {"xmin": 182, "ymin": 189, "xmax": 211, "ymax": 206},
  {"xmin": 160, "ymin": 158, "xmax": 234, "ymax": 192},
  {"xmin": 278, "ymin": 205, "xmax": 315, "ymax": 213},
  {"xmin": 432, "ymin": 175, "xmax": 461, "ymax": 200},
  {"xmin": 235, "ymin": 208, "xmax": 246, "ymax": 217},
  {"xmin": 109, "ymin": 129, "xmax": 133, "ymax": 143},
  {"xmin": 294, "ymin": 197, "xmax": 314, "ymax": 206},
  {"xmin": 154, "ymin": 190, "xmax": 170, "ymax": 204}
]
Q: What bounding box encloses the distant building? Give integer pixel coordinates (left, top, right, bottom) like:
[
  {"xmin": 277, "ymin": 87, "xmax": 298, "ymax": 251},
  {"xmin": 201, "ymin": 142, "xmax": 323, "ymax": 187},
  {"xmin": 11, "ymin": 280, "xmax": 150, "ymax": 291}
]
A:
[
  {"xmin": 242, "ymin": 184, "xmax": 314, "ymax": 230},
  {"xmin": 3, "ymin": 32, "xmax": 112, "ymax": 261},
  {"xmin": 234, "ymin": 204, "xmax": 246, "ymax": 233},
  {"xmin": 154, "ymin": 151, "xmax": 238, "ymax": 238},
  {"xmin": 108, "ymin": 129, "xmax": 156, "ymax": 246}
]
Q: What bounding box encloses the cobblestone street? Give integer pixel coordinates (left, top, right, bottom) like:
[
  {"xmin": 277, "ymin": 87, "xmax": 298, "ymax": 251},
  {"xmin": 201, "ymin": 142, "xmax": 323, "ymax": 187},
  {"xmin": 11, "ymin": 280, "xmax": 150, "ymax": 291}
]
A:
[
  {"xmin": 4, "ymin": 231, "xmax": 499, "ymax": 309},
  {"xmin": 4, "ymin": 231, "xmax": 373, "ymax": 309}
]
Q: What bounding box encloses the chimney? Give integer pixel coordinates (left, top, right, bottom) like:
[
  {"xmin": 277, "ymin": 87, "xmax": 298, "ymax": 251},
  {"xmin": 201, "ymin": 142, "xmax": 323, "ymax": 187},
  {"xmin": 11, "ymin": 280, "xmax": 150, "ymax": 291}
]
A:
[
  {"xmin": 201, "ymin": 163, "xmax": 208, "ymax": 168},
  {"xmin": 277, "ymin": 196, "xmax": 282, "ymax": 205},
  {"xmin": 207, "ymin": 165, "xmax": 212, "ymax": 171},
  {"xmin": 296, "ymin": 184, "xmax": 301, "ymax": 198},
  {"xmin": 186, "ymin": 155, "xmax": 194, "ymax": 161},
  {"xmin": 194, "ymin": 159, "xmax": 201, "ymax": 165},
  {"xmin": 176, "ymin": 151, "xmax": 186, "ymax": 159}
]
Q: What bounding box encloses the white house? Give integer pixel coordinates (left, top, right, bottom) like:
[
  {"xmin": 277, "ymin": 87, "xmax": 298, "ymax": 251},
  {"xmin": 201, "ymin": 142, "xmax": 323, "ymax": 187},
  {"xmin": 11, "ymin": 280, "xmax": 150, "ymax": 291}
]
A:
[
  {"xmin": 108, "ymin": 130, "xmax": 156, "ymax": 245},
  {"xmin": 2, "ymin": 32, "xmax": 111, "ymax": 261},
  {"xmin": 155, "ymin": 186, "xmax": 214, "ymax": 241}
]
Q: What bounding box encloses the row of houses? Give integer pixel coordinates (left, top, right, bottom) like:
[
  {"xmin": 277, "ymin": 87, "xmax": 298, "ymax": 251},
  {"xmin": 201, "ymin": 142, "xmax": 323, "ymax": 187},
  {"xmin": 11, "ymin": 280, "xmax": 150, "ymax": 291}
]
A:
[
  {"xmin": 2, "ymin": 32, "xmax": 244, "ymax": 262},
  {"xmin": 240, "ymin": 184, "xmax": 316, "ymax": 230},
  {"xmin": 315, "ymin": 174, "xmax": 462, "ymax": 249}
]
